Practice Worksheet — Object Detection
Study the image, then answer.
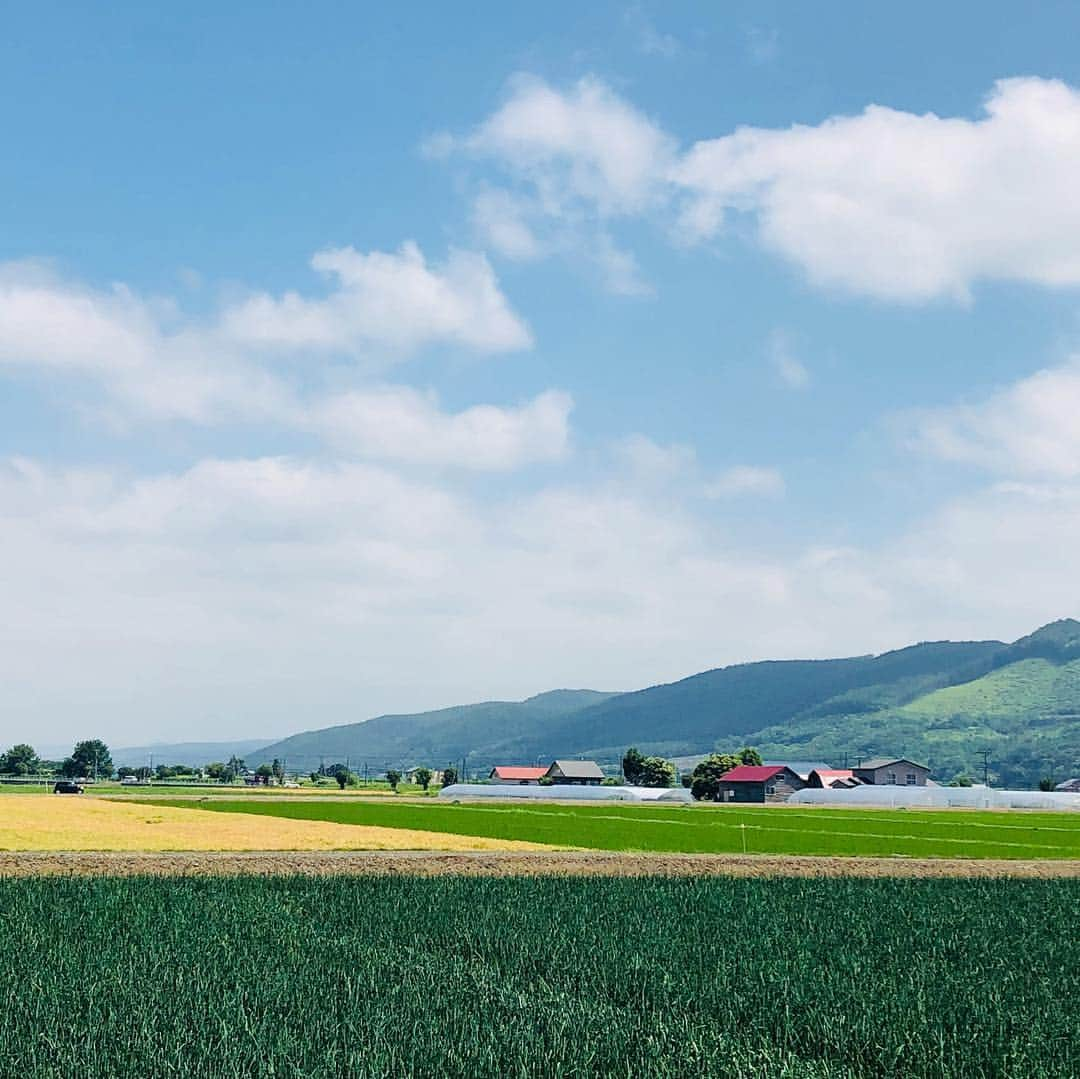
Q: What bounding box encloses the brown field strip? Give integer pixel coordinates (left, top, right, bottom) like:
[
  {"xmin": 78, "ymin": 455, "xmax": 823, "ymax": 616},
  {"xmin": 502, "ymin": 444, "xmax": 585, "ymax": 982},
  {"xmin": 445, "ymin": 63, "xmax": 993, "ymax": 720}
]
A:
[
  {"xmin": 2, "ymin": 850, "xmax": 1079, "ymax": 878},
  {"xmin": 0, "ymin": 796, "xmax": 551, "ymax": 853}
]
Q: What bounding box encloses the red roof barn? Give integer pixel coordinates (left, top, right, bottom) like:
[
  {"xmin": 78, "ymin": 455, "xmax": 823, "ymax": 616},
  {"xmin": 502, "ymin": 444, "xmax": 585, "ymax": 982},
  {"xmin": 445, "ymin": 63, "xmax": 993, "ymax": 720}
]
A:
[
  {"xmin": 488, "ymin": 765, "xmax": 547, "ymax": 785},
  {"xmin": 717, "ymin": 765, "xmax": 806, "ymax": 803}
]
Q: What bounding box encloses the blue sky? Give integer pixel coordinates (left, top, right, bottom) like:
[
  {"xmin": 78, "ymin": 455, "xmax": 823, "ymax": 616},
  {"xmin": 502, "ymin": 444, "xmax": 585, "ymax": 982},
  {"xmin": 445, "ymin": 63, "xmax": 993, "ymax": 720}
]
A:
[{"xmin": 3, "ymin": 2, "xmax": 1080, "ymax": 746}]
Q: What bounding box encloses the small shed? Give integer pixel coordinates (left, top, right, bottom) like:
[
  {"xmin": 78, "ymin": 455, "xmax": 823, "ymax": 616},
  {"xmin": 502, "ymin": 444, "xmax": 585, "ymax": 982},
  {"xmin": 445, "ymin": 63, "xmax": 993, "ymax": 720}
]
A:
[
  {"xmin": 545, "ymin": 760, "xmax": 604, "ymax": 785},
  {"xmin": 717, "ymin": 765, "xmax": 806, "ymax": 803},
  {"xmin": 852, "ymin": 758, "xmax": 930, "ymax": 786},
  {"xmin": 488, "ymin": 765, "xmax": 547, "ymax": 785}
]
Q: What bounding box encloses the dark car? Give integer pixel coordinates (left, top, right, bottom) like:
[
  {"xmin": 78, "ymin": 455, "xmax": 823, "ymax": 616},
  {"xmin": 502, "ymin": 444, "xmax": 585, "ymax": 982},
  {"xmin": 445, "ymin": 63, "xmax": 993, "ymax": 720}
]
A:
[{"xmin": 53, "ymin": 781, "xmax": 84, "ymax": 794}]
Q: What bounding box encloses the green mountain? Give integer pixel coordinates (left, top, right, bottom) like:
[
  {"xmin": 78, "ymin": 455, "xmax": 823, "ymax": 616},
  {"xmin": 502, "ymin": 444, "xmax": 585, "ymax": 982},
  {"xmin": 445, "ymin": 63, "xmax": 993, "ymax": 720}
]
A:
[
  {"xmin": 248, "ymin": 690, "xmax": 616, "ymax": 773},
  {"xmin": 248, "ymin": 620, "xmax": 1080, "ymax": 787}
]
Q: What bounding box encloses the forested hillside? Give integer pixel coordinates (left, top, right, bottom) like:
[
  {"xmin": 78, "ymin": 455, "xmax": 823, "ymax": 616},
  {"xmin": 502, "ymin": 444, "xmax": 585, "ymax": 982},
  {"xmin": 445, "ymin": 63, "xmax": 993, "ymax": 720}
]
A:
[{"xmin": 245, "ymin": 621, "xmax": 1080, "ymax": 787}]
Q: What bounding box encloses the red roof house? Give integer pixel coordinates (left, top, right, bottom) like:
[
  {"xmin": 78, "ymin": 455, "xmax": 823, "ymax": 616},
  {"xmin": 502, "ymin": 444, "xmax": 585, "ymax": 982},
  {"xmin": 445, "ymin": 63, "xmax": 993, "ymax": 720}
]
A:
[
  {"xmin": 717, "ymin": 764, "xmax": 806, "ymax": 803},
  {"xmin": 489, "ymin": 765, "xmax": 548, "ymax": 785}
]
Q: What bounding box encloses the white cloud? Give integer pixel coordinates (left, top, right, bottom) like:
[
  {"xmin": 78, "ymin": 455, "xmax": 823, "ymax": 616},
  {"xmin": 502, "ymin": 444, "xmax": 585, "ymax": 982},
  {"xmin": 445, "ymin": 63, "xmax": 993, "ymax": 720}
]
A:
[
  {"xmin": 0, "ymin": 263, "xmax": 296, "ymax": 425},
  {"xmin": 4, "ymin": 447, "xmax": 1080, "ymax": 745},
  {"xmin": 0, "ymin": 248, "xmax": 535, "ymax": 440},
  {"xmin": 440, "ymin": 74, "xmax": 1080, "ymax": 304},
  {"xmin": 471, "ymin": 189, "xmax": 542, "ymax": 261},
  {"xmin": 910, "ymin": 358, "xmax": 1080, "ymax": 477},
  {"xmin": 315, "ymin": 387, "xmax": 572, "ymax": 470},
  {"xmin": 434, "ymin": 74, "xmax": 675, "ymax": 217},
  {"xmin": 704, "ymin": 465, "xmax": 785, "ymax": 498},
  {"xmin": 674, "ymin": 77, "xmax": 1080, "ymax": 300},
  {"xmin": 221, "ymin": 242, "xmax": 532, "ymax": 356}
]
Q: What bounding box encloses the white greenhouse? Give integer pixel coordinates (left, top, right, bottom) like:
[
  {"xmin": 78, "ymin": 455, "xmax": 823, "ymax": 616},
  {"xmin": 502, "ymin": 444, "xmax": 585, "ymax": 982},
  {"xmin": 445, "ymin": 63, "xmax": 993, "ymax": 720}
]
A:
[
  {"xmin": 788, "ymin": 785, "xmax": 1080, "ymax": 811},
  {"xmin": 438, "ymin": 783, "xmax": 693, "ymax": 803}
]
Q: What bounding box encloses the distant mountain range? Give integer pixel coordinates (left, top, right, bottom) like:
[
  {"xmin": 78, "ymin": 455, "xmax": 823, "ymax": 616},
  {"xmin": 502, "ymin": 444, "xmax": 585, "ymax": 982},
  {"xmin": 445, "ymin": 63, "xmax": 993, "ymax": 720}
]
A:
[
  {"xmin": 110, "ymin": 740, "xmax": 271, "ymax": 770},
  {"xmin": 128, "ymin": 620, "xmax": 1080, "ymax": 787}
]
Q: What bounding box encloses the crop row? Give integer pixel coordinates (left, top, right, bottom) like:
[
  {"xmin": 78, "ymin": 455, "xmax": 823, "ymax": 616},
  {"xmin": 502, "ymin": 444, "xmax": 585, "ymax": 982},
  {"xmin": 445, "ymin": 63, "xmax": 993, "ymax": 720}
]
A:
[{"xmin": 0, "ymin": 876, "xmax": 1076, "ymax": 1076}]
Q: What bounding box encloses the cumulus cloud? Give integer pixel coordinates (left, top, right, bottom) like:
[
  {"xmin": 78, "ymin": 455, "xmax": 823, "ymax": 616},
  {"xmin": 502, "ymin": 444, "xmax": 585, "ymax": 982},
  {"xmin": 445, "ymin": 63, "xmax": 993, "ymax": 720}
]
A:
[
  {"xmin": 910, "ymin": 358, "xmax": 1080, "ymax": 477},
  {"xmin": 315, "ymin": 387, "xmax": 572, "ymax": 470},
  {"xmin": 439, "ymin": 74, "xmax": 1080, "ymax": 303},
  {"xmin": 222, "ymin": 243, "xmax": 532, "ymax": 356},
  {"xmin": 0, "ymin": 250, "xmax": 540, "ymax": 462},
  {"xmin": 675, "ymin": 77, "xmax": 1080, "ymax": 300}
]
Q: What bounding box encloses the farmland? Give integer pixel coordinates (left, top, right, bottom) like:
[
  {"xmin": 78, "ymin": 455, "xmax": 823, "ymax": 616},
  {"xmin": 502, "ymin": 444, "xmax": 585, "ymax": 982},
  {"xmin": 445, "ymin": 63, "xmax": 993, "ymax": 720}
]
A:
[
  {"xmin": 0, "ymin": 875, "xmax": 1075, "ymax": 1077},
  {"xmin": 135, "ymin": 796, "xmax": 1080, "ymax": 860},
  {"xmin": 0, "ymin": 796, "xmax": 546, "ymax": 853}
]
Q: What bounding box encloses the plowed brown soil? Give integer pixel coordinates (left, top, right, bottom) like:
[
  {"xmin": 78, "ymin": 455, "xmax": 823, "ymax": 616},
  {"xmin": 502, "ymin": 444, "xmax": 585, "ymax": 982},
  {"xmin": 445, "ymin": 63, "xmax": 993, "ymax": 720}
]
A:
[{"xmin": 2, "ymin": 850, "xmax": 1078, "ymax": 878}]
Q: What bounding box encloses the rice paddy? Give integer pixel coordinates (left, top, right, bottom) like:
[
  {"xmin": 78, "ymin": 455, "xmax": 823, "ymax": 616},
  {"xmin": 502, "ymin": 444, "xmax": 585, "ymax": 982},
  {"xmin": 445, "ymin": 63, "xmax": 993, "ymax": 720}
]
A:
[
  {"xmin": 136, "ymin": 795, "xmax": 1080, "ymax": 860},
  {"xmin": 0, "ymin": 795, "xmax": 549, "ymax": 852}
]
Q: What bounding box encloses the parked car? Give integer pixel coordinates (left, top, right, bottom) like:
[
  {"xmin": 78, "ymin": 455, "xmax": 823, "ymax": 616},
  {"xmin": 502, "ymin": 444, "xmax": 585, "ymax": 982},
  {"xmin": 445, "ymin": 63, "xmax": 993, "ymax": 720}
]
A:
[
  {"xmin": 120, "ymin": 776, "xmax": 140, "ymax": 786},
  {"xmin": 53, "ymin": 781, "xmax": 84, "ymax": 794}
]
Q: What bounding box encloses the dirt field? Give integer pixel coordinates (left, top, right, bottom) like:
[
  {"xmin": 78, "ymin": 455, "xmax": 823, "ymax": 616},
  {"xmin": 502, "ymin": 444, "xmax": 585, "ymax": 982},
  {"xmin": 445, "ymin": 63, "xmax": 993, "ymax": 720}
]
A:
[
  {"xmin": 0, "ymin": 796, "xmax": 549, "ymax": 853},
  {"xmin": 2, "ymin": 849, "xmax": 1079, "ymax": 878}
]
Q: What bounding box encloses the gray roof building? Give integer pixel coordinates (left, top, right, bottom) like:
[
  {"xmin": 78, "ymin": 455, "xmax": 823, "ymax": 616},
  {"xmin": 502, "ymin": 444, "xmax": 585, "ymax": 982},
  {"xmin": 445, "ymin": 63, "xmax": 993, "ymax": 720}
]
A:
[{"xmin": 546, "ymin": 759, "xmax": 605, "ymax": 784}]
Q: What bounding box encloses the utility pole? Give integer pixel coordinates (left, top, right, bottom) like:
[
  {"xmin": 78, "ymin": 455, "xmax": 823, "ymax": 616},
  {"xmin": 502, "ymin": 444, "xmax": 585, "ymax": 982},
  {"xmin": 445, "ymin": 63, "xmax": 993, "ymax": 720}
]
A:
[{"xmin": 979, "ymin": 749, "xmax": 991, "ymax": 788}]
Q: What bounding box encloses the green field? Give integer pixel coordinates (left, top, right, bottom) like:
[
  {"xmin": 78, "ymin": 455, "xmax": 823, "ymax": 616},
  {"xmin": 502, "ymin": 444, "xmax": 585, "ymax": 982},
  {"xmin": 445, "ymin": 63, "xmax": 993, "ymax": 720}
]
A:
[
  {"xmin": 1, "ymin": 876, "xmax": 1075, "ymax": 1077},
  {"xmin": 137, "ymin": 797, "xmax": 1080, "ymax": 859}
]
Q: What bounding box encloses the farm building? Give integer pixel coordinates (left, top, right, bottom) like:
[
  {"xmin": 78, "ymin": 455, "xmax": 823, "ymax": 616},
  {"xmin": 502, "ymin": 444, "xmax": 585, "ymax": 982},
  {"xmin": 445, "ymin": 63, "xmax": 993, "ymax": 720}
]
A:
[
  {"xmin": 791, "ymin": 785, "xmax": 1080, "ymax": 811},
  {"xmin": 807, "ymin": 769, "xmax": 861, "ymax": 789},
  {"xmin": 852, "ymin": 758, "xmax": 930, "ymax": 786},
  {"xmin": 717, "ymin": 765, "xmax": 807, "ymax": 803},
  {"xmin": 1055, "ymin": 778, "xmax": 1080, "ymax": 793},
  {"xmin": 488, "ymin": 766, "xmax": 547, "ymax": 784},
  {"xmin": 545, "ymin": 760, "xmax": 604, "ymax": 785},
  {"xmin": 439, "ymin": 783, "xmax": 691, "ymax": 802}
]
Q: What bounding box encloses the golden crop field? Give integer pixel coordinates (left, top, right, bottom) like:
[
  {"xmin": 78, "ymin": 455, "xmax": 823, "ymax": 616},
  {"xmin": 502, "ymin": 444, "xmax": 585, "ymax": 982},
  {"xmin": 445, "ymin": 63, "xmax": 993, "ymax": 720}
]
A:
[{"xmin": 0, "ymin": 796, "xmax": 551, "ymax": 853}]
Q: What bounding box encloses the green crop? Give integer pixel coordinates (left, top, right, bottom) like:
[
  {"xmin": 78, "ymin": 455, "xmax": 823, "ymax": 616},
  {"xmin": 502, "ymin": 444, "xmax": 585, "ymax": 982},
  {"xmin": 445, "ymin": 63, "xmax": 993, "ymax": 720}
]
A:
[
  {"xmin": 137, "ymin": 797, "xmax": 1080, "ymax": 860},
  {"xmin": 0, "ymin": 876, "xmax": 1076, "ymax": 1077}
]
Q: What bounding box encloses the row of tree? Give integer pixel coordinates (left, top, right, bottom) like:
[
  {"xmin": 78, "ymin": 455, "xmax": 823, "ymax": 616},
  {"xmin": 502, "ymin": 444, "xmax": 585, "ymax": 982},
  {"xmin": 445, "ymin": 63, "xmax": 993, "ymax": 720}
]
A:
[
  {"xmin": 0, "ymin": 740, "xmax": 114, "ymax": 780},
  {"xmin": 621, "ymin": 745, "xmax": 764, "ymax": 799}
]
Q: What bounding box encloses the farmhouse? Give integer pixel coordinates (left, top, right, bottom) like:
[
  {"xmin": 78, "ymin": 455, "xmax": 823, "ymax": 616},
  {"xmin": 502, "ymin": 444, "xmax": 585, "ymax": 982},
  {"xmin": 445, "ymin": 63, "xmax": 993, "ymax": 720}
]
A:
[
  {"xmin": 488, "ymin": 765, "xmax": 547, "ymax": 785},
  {"xmin": 717, "ymin": 765, "xmax": 807, "ymax": 803},
  {"xmin": 545, "ymin": 760, "xmax": 604, "ymax": 785},
  {"xmin": 852, "ymin": 758, "xmax": 930, "ymax": 786},
  {"xmin": 807, "ymin": 768, "xmax": 861, "ymax": 789}
]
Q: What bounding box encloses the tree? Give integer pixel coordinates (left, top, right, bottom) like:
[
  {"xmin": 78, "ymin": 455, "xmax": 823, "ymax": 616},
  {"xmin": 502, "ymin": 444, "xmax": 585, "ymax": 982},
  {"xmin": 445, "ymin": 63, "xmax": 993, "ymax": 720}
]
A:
[
  {"xmin": 637, "ymin": 756, "xmax": 676, "ymax": 788},
  {"xmin": 254, "ymin": 763, "xmax": 274, "ymax": 786},
  {"xmin": 689, "ymin": 750, "xmax": 762, "ymax": 801},
  {"xmin": 0, "ymin": 743, "xmax": 39, "ymax": 776},
  {"xmin": 224, "ymin": 756, "xmax": 245, "ymax": 783},
  {"xmin": 949, "ymin": 774, "xmax": 974, "ymax": 788},
  {"xmin": 272, "ymin": 759, "xmax": 285, "ymax": 786},
  {"xmin": 386, "ymin": 769, "xmax": 402, "ymax": 791},
  {"xmin": 65, "ymin": 740, "xmax": 113, "ymax": 781},
  {"xmin": 622, "ymin": 746, "xmax": 646, "ymax": 785},
  {"xmin": 441, "ymin": 765, "xmax": 459, "ymax": 787},
  {"xmin": 327, "ymin": 764, "xmax": 352, "ymax": 790},
  {"xmin": 413, "ymin": 767, "xmax": 433, "ymax": 791},
  {"xmin": 205, "ymin": 762, "xmax": 226, "ymax": 781},
  {"xmin": 1038, "ymin": 777, "xmax": 1055, "ymax": 792}
]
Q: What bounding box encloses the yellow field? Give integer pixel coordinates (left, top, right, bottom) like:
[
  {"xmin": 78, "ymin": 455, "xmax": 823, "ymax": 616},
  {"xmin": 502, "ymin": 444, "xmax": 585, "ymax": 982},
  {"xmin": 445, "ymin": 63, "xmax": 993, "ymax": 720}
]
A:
[{"xmin": 0, "ymin": 796, "xmax": 551, "ymax": 853}]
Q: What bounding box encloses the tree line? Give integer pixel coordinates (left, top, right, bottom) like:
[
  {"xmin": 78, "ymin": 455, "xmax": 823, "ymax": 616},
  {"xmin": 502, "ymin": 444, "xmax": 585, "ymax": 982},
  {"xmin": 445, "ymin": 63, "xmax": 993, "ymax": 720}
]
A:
[{"xmin": 621, "ymin": 745, "xmax": 763, "ymax": 799}]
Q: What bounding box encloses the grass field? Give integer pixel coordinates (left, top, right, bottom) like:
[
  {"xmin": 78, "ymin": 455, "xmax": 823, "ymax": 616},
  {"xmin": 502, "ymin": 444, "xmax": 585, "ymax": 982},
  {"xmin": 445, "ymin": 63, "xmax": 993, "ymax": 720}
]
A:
[
  {"xmin": 0, "ymin": 796, "xmax": 547, "ymax": 852},
  {"xmin": 0, "ymin": 875, "xmax": 1075, "ymax": 1076},
  {"xmin": 135, "ymin": 796, "xmax": 1080, "ymax": 860}
]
